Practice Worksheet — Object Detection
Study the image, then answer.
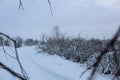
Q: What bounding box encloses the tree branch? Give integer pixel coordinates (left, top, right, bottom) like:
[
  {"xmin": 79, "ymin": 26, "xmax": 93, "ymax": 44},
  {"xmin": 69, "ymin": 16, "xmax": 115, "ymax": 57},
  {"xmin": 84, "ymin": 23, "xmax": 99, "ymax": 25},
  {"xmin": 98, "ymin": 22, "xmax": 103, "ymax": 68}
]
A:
[
  {"xmin": 48, "ymin": 0, "xmax": 53, "ymax": 16},
  {"xmin": 0, "ymin": 32, "xmax": 29, "ymax": 80},
  {"xmin": 88, "ymin": 27, "xmax": 120, "ymax": 80},
  {"xmin": 19, "ymin": 0, "xmax": 24, "ymax": 10}
]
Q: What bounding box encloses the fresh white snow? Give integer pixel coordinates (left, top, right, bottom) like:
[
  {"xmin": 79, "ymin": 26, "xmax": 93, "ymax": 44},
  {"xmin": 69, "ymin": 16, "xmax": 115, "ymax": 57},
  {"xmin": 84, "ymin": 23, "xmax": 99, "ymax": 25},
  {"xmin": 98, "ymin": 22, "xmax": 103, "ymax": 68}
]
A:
[{"xmin": 0, "ymin": 46, "xmax": 112, "ymax": 80}]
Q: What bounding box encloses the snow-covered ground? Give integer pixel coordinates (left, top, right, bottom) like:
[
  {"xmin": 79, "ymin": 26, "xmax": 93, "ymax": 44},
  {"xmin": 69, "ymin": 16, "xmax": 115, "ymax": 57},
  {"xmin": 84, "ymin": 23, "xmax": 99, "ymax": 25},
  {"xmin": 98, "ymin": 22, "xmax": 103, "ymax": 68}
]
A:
[{"xmin": 0, "ymin": 46, "xmax": 112, "ymax": 80}]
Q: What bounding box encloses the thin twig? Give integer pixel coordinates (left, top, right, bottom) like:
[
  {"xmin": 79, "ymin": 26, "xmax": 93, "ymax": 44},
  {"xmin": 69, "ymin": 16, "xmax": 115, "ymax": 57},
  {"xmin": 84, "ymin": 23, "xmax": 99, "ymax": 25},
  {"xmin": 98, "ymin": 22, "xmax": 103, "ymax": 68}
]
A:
[
  {"xmin": 0, "ymin": 61, "xmax": 26, "ymax": 80},
  {"xmin": 0, "ymin": 38, "xmax": 16, "ymax": 59},
  {"xmin": 48, "ymin": 0, "xmax": 53, "ymax": 16},
  {"xmin": 0, "ymin": 32, "xmax": 29, "ymax": 80},
  {"xmin": 19, "ymin": 0, "xmax": 24, "ymax": 10}
]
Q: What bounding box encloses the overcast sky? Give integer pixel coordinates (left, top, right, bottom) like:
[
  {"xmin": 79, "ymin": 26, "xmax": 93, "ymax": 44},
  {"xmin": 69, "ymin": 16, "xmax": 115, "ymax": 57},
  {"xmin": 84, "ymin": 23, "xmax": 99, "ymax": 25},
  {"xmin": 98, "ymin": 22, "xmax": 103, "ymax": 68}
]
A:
[{"xmin": 0, "ymin": 0, "xmax": 120, "ymax": 39}]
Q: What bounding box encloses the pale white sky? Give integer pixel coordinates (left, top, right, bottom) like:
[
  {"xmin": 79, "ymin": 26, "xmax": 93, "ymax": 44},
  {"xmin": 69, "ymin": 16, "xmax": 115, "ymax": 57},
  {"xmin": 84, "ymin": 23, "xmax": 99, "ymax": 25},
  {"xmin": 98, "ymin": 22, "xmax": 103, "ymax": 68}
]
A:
[{"xmin": 0, "ymin": 0, "xmax": 120, "ymax": 39}]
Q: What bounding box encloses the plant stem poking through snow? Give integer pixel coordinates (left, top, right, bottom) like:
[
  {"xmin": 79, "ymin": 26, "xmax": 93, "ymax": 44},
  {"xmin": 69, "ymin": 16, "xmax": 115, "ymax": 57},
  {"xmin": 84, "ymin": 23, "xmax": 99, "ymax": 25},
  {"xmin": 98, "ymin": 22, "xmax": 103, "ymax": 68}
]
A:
[{"xmin": 0, "ymin": 32, "xmax": 29, "ymax": 80}]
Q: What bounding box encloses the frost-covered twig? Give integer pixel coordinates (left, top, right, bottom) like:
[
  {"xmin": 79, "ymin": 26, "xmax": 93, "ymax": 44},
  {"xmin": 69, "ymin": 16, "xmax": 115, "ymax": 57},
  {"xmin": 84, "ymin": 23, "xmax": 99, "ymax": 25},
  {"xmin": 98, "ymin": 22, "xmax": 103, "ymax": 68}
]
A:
[
  {"xmin": 0, "ymin": 32, "xmax": 29, "ymax": 80},
  {"xmin": 88, "ymin": 27, "xmax": 120, "ymax": 80},
  {"xmin": 80, "ymin": 26, "xmax": 120, "ymax": 80},
  {"xmin": 0, "ymin": 62, "xmax": 26, "ymax": 80},
  {"xmin": 88, "ymin": 26, "xmax": 120, "ymax": 80}
]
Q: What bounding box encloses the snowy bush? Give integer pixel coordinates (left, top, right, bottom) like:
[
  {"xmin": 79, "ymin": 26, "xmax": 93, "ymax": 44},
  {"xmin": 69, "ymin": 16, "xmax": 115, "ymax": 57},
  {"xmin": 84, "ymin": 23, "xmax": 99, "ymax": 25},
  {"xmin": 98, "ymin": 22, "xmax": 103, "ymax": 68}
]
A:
[
  {"xmin": 86, "ymin": 51, "xmax": 120, "ymax": 75},
  {"xmin": 0, "ymin": 36, "xmax": 12, "ymax": 46},
  {"xmin": 4, "ymin": 39, "xmax": 12, "ymax": 46},
  {"xmin": 24, "ymin": 38, "xmax": 39, "ymax": 46},
  {"xmin": 37, "ymin": 27, "xmax": 120, "ymax": 77},
  {"xmin": 37, "ymin": 26, "xmax": 96, "ymax": 63},
  {"xmin": 14, "ymin": 36, "xmax": 23, "ymax": 48}
]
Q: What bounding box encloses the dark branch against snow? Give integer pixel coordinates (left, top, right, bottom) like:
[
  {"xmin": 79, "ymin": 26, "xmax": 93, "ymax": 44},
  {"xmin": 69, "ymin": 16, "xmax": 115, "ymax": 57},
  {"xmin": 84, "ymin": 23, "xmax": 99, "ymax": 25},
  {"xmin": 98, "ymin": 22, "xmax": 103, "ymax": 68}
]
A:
[{"xmin": 0, "ymin": 32, "xmax": 29, "ymax": 80}]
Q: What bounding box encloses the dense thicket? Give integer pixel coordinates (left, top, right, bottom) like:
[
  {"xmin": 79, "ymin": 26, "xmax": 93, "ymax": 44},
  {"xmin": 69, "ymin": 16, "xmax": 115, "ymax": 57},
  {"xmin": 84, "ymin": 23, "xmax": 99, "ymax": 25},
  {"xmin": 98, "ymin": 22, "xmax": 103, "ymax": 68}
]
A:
[{"xmin": 37, "ymin": 26, "xmax": 120, "ymax": 75}]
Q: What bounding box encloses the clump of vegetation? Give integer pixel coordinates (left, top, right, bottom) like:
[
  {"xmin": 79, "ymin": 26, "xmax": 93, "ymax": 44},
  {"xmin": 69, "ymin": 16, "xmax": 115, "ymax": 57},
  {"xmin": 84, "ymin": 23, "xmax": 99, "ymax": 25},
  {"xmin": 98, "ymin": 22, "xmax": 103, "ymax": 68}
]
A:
[
  {"xmin": 24, "ymin": 38, "xmax": 39, "ymax": 46},
  {"xmin": 37, "ymin": 26, "xmax": 120, "ymax": 76}
]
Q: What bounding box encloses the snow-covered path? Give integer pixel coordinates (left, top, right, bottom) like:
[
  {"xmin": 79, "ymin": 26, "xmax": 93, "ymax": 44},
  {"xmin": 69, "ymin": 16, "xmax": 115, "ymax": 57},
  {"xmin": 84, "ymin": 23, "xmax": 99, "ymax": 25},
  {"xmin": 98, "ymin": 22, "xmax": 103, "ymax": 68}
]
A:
[
  {"xmin": 19, "ymin": 47, "xmax": 81, "ymax": 80},
  {"xmin": 30, "ymin": 58, "xmax": 73, "ymax": 80},
  {"xmin": 20, "ymin": 50, "xmax": 73, "ymax": 80},
  {"xmin": 0, "ymin": 46, "xmax": 112, "ymax": 80}
]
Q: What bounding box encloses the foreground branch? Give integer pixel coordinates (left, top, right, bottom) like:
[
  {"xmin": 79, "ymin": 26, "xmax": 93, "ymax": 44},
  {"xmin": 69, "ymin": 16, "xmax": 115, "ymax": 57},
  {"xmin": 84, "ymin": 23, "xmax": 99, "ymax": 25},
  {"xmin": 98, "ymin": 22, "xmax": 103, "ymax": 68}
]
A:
[
  {"xmin": 80, "ymin": 26, "xmax": 120, "ymax": 80},
  {"xmin": 88, "ymin": 27, "xmax": 120, "ymax": 80},
  {"xmin": 0, "ymin": 32, "xmax": 29, "ymax": 80},
  {"xmin": 0, "ymin": 62, "xmax": 26, "ymax": 80},
  {"xmin": 48, "ymin": 0, "xmax": 53, "ymax": 16}
]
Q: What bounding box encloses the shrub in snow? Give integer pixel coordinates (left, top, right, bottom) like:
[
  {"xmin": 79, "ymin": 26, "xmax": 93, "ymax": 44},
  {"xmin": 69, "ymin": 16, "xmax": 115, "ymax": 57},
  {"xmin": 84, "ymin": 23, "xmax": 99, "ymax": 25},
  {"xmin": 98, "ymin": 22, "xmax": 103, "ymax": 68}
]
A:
[
  {"xmin": 0, "ymin": 36, "xmax": 12, "ymax": 46},
  {"xmin": 86, "ymin": 51, "xmax": 120, "ymax": 75},
  {"xmin": 37, "ymin": 26, "xmax": 120, "ymax": 76},
  {"xmin": 0, "ymin": 36, "xmax": 4, "ymax": 46},
  {"xmin": 37, "ymin": 33, "xmax": 95, "ymax": 63},
  {"xmin": 14, "ymin": 36, "xmax": 23, "ymax": 48},
  {"xmin": 24, "ymin": 38, "xmax": 39, "ymax": 46},
  {"xmin": 4, "ymin": 39, "xmax": 12, "ymax": 46}
]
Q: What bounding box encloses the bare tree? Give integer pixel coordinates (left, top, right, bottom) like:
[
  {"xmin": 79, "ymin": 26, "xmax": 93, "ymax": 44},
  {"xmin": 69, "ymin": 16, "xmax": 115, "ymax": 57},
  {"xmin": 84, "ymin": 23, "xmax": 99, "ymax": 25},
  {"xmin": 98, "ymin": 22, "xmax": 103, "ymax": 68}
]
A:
[{"xmin": 52, "ymin": 25, "xmax": 63, "ymax": 41}]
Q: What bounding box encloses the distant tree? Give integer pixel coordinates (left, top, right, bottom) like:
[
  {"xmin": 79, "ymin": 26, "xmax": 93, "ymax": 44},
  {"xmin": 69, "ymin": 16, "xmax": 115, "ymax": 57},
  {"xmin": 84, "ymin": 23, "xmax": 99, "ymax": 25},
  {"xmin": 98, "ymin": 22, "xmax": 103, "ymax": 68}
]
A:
[
  {"xmin": 0, "ymin": 36, "xmax": 4, "ymax": 46},
  {"xmin": 34, "ymin": 39, "xmax": 39, "ymax": 45},
  {"xmin": 4, "ymin": 39, "xmax": 11, "ymax": 46},
  {"xmin": 14, "ymin": 36, "xmax": 23, "ymax": 48},
  {"xmin": 24, "ymin": 38, "xmax": 39, "ymax": 46},
  {"xmin": 52, "ymin": 25, "xmax": 63, "ymax": 41},
  {"xmin": 0, "ymin": 36, "xmax": 12, "ymax": 46}
]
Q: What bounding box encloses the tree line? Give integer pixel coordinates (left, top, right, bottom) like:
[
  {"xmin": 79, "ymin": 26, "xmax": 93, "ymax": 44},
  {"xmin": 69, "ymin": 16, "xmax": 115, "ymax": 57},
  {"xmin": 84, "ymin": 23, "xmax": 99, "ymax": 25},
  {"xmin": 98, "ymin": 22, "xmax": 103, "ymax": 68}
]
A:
[{"xmin": 0, "ymin": 36, "xmax": 39, "ymax": 48}]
